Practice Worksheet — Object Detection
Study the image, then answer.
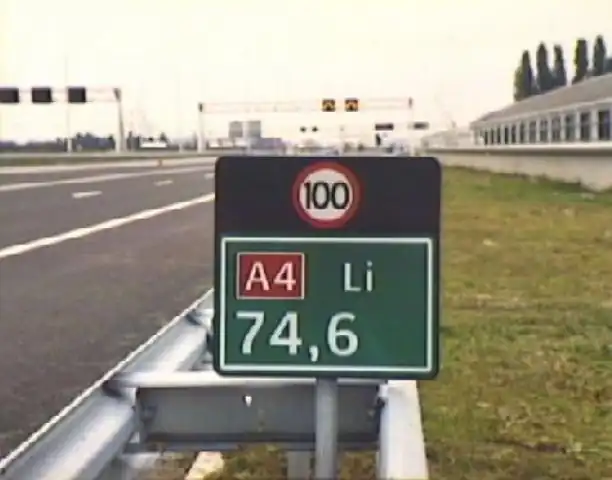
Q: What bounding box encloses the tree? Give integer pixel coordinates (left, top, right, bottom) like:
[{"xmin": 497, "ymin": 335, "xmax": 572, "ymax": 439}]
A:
[
  {"xmin": 513, "ymin": 50, "xmax": 536, "ymax": 101},
  {"xmin": 551, "ymin": 44, "xmax": 567, "ymax": 88},
  {"xmin": 535, "ymin": 42, "xmax": 554, "ymax": 93},
  {"xmin": 513, "ymin": 64, "xmax": 525, "ymax": 101},
  {"xmin": 572, "ymin": 38, "xmax": 589, "ymax": 83},
  {"xmin": 592, "ymin": 35, "xmax": 607, "ymax": 76}
]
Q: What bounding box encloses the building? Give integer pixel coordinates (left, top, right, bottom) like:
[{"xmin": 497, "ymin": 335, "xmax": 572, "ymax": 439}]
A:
[
  {"xmin": 471, "ymin": 74, "xmax": 612, "ymax": 145},
  {"xmin": 228, "ymin": 121, "xmax": 244, "ymax": 139},
  {"xmin": 245, "ymin": 120, "xmax": 262, "ymax": 139}
]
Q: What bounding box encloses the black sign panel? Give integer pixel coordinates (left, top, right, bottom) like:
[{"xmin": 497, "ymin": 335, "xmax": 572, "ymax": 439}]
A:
[
  {"xmin": 0, "ymin": 87, "xmax": 20, "ymax": 104},
  {"xmin": 31, "ymin": 87, "xmax": 53, "ymax": 104},
  {"xmin": 215, "ymin": 155, "xmax": 441, "ymax": 237}
]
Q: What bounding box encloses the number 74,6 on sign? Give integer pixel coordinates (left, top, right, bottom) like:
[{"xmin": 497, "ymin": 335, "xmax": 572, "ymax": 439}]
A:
[{"xmin": 236, "ymin": 310, "xmax": 359, "ymax": 362}]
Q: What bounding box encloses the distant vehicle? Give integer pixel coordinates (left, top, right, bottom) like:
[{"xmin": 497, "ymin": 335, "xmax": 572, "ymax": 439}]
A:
[{"xmin": 140, "ymin": 139, "xmax": 169, "ymax": 149}]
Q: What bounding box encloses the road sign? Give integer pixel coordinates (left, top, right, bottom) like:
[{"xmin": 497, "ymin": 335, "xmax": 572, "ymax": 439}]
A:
[
  {"xmin": 411, "ymin": 121, "xmax": 430, "ymax": 130},
  {"xmin": 322, "ymin": 99, "xmax": 336, "ymax": 112},
  {"xmin": 345, "ymin": 98, "xmax": 359, "ymax": 112},
  {"xmin": 292, "ymin": 162, "xmax": 360, "ymax": 229},
  {"xmin": 214, "ymin": 156, "xmax": 441, "ymax": 379},
  {"xmin": 375, "ymin": 122, "xmax": 394, "ymax": 131}
]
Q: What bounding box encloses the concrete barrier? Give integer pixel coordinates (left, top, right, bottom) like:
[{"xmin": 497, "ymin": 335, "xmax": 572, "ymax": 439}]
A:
[
  {"xmin": 425, "ymin": 145, "xmax": 612, "ymax": 191},
  {"xmin": 0, "ymin": 150, "xmax": 242, "ymax": 166}
]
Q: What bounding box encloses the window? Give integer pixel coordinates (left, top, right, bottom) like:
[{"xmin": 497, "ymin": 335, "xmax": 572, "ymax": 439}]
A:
[
  {"xmin": 528, "ymin": 121, "xmax": 537, "ymax": 143},
  {"xmin": 539, "ymin": 119, "xmax": 549, "ymax": 143},
  {"xmin": 564, "ymin": 114, "xmax": 575, "ymax": 141},
  {"xmin": 510, "ymin": 125, "xmax": 517, "ymax": 144},
  {"xmin": 518, "ymin": 123, "xmax": 526, "ymax": 143},
  {"xmin": 551, "ymin": 115, "xmax": 561, "ymax": 142},
  {"xmin": 597, "ymin": 109, "xmax": 611, "ymax": 140},
  {"xmin": 483, "ymin": 131, "xmax": 491, "ymax": 145},
  {"xmin": 495, "ymin": 127, "xmax": 501, "ymax": 144},
  {"xmin": 503, "ymin": 126, "xmax": 510, "ymax": 144},
  {"xmin": 579, "ymin": 111, "xmax": 591, "ymax": 141}
]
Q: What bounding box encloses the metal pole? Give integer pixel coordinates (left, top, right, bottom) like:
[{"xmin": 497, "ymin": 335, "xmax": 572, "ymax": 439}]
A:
[
  {"xmin": 314, "ymin": 377, "xmax": 338, "ymax": 479},
  {"xmin": 63, "ymin": 54, "xmax": 72, "ymax": 153},
  {"xmin": 115, "ymin": 90, "xmax": 125, "ymax": 153},
  {"xmin": 197, "ymin": 103, "xmax": 204, "ymax": 153}
]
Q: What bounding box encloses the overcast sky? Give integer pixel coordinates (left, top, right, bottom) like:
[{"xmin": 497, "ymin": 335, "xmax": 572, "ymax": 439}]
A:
[{"xmin": 1, "ymin": 0, "xmax": 611, "ymax": 141}]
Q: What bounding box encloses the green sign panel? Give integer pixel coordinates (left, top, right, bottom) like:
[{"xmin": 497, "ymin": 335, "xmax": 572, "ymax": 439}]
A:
[{"xmin": 216, "ymin": 236, "xmax": 438, "ymax": 379}]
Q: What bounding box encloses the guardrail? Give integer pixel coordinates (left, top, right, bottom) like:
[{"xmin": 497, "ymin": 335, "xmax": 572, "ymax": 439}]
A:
[
  {"xmin": 0, "ymin": 288, "xmax": 429, "ymax": 480},
  {"xmin": 0, "ymin": 151, "xmax": 238, "ymax": 166},
  {"xmin": 424, "ymin": 144, "xmax": 612, "ymax": 191},
  {"xmin": 0, "ymin": 290, "xmax": 213, "ymax": 480}
]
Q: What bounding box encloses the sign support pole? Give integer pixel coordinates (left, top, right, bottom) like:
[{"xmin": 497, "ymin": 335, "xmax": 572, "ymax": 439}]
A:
[{"xmin": 314, "ymin": 377, "xmax": 339, "ymax": 479}]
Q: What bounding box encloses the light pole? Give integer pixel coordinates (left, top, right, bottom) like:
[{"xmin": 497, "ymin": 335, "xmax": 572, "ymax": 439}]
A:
[{"xmin": 63, "ymin": 53, "xmax": 72, "ymax": 153}]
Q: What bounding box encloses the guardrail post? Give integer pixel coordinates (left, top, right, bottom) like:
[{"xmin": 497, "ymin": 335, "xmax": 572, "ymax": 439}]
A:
[{"xmin": 314, "ymin": 378, "xmax": 339, "ymax": 479}]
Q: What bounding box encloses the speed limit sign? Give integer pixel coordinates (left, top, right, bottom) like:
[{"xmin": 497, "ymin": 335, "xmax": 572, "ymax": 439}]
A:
[{"xmin": 292, "ymin": 162, "xmax": 361, "ymax": 228}]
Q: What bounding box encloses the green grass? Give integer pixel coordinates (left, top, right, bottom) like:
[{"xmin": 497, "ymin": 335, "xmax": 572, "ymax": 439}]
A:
[{"xmin": 193, "ymin": 167, "xmax": 612, "ymax": 479}]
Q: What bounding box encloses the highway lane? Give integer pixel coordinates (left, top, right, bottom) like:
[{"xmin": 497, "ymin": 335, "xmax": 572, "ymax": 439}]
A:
[
  {"xmin": 0, "ymin": 166, "xmax": 215, "ymax": 248},
  {"xmin": 0, "ymin": 156, "xmax": 217, "ymax": 186},
  {"xmin": 0, "ymin": 156, "xmax": 217, "ymax": 177},
  {"xmin": 0, "ymin": 167, "xmax": 216, "ymax": 455},
  {"xmin": 0, "ymin": 166, "xmax": 172, "ymax": 186}
]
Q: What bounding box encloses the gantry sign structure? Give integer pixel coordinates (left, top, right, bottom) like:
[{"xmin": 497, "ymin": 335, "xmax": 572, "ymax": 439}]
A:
[
  {"xmin": 195, "ymin": 96, "xmax": 426, "ymax": 148},
  {"xmin": 0, "ymin": 86, "xmax": 126, "ymax": 152}
]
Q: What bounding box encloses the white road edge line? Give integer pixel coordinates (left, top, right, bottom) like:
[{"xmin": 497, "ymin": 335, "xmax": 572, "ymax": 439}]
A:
[
  {"xmin": 154, "ymin": 179, "xmax": 173, "ymax": 186},
  {"xmin": 0, "ymin": 193, "xmax": 215, "ymax": 261},
  {"xmin": 71, "ymin": 190, "xmax": 101, "ymax": 199}
]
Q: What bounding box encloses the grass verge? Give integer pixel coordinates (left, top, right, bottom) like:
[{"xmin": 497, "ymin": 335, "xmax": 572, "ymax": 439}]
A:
[{"xmin": 184, "ymin": 167, "xmax": 612, "ymax": 479}]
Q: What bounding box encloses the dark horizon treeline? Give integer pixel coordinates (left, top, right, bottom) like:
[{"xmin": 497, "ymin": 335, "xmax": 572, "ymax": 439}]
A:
[
  {"xmin": 0, "ymin": 130, "xmax": 196, "ymax": 153},
  {"xmin": 514, "ymin": 34, "xmax": 612, "ymax": 102}
]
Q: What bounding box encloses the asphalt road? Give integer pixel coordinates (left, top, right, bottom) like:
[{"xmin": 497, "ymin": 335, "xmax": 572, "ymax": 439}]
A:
[{"xmin": 0, "ymin": 159, "xmax": 217, "ymax": 455}]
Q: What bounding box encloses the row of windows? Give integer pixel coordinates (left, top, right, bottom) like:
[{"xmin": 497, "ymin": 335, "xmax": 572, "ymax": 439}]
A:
[{"xmin": 479, "ymin": 109, "xmax": 612, "ymax": 145}]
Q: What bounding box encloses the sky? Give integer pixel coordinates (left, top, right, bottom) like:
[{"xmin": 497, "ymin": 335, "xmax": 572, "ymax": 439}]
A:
[{"xmin": 1, "ymin": 0, "xmax": 611, "ymax": 142}]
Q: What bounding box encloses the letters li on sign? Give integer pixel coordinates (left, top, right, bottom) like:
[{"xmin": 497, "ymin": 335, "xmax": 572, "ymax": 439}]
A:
[{"xmin": 214, "ymin": 155, "xmax": 441, "ymax": 379}]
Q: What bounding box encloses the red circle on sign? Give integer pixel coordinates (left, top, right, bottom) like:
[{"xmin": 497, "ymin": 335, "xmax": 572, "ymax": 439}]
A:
[{"xmin": 292, "ymin": 162, "xmax": 361, "ymax": 229}]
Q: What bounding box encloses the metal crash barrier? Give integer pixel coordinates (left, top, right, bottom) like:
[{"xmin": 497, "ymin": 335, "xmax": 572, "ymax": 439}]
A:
[{"xmin": 0, "ymin": 290, "xmax": 428, "ymax": 480}]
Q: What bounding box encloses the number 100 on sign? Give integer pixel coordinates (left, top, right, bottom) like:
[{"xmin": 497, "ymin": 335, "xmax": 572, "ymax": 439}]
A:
[{"xmin": 292, "ymin": 162, "xmax": 361, "ymax": 229}]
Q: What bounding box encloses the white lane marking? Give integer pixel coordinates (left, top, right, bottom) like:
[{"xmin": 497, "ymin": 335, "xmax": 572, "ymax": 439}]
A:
[
  {"xmin": 155, "ymin": 179, "xmax": 173, "ymax": 186},
  {"xmin": 72, "ymin": 190, "xmax": 101, "ymax": 199},
  {"xmin": 0, "ymin": 182, "xmax": 38, "ymax": 190},
  {"xmin": 204, "ymin": 173, "xmax": 214, "ymax": 179},
  {"xmin": 0, "ymin": 166, "xmax": 214, "ymax": 192},
  {"xmin": 0, "ymin": 193, "xmax": 215, "ymax": 261}
]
